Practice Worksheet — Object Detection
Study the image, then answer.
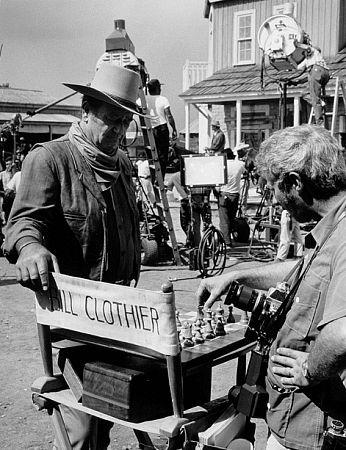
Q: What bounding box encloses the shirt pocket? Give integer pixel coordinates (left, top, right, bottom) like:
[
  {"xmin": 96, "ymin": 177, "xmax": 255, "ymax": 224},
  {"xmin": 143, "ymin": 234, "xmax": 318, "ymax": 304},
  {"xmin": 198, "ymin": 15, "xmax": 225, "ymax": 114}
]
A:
[
  {"xmin": 284, "ymin": 276, "xmax": 321, "ymax": 340},
  {"xmin": 63, "ymin": 212, "xmax": 86, "ymax": 235}
]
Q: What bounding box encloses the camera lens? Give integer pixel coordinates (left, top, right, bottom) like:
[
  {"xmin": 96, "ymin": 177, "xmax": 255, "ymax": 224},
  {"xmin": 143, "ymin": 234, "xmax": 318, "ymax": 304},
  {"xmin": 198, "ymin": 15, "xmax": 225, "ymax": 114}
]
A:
[{"xmin": 224, "ymin": 281, "xmax": 261, "ymax": 312}]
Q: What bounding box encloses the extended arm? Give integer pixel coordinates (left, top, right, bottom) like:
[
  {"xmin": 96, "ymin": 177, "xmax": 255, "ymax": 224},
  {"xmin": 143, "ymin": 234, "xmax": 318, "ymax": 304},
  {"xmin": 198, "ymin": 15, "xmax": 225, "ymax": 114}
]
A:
[
  {"xmin": 4, "ymin": 147, "xmax": 60, "ymax": 290},
  {"xmin": 164, "ymin": 106, "xmax": 177, "ymax": 140},
  {"xmin": 196, "ymin": 259, "xmax": 296, "ymax": 309}
]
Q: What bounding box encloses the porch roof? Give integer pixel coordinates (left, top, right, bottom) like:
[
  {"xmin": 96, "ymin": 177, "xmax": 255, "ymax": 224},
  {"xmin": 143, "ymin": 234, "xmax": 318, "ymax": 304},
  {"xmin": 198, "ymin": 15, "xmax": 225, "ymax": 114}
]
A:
[{"xmin": 180, "ymin": 47, "xmax": 346, "ymax": 104}]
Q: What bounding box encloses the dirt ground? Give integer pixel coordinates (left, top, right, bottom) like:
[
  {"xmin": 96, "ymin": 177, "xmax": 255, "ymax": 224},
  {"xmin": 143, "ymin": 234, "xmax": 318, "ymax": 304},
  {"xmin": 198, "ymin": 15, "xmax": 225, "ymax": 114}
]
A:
[{"xmin": 0, "ymin": 205, "xmax": 268, "ymax": 449}]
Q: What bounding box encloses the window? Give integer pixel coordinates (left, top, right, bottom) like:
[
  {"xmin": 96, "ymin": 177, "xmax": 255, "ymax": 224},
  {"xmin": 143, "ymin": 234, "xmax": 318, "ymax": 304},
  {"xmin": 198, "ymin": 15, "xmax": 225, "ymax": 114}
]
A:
[{"xmin": 234, "ymin": 10, "xmax": 255, "ymax": 65}]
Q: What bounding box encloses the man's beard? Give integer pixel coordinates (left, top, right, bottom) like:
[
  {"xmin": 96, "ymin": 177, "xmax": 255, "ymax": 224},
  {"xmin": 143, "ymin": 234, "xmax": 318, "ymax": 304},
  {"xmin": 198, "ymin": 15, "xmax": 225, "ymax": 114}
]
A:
[{"xmin": 279, "ymin": 192, "xmax": 320, "ymax": 223}]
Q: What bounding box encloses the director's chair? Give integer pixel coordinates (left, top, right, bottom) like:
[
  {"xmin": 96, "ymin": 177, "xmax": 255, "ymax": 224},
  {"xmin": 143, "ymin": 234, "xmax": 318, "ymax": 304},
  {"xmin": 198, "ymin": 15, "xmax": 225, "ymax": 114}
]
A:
[{"xmin": 31, "ymin": 273, "xmax": 255, "ymax": 450}]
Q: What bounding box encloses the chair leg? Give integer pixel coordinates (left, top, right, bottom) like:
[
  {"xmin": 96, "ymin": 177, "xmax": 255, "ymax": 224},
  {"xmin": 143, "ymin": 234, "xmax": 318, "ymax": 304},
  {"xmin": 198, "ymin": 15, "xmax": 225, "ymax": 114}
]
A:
[
  {"xmin": 48, "ymin": 405, "xmax": 73, "ymax": 450},
  {"xmin": 133, "ymin": 429, "xmax": 155, "ymax": 449}
]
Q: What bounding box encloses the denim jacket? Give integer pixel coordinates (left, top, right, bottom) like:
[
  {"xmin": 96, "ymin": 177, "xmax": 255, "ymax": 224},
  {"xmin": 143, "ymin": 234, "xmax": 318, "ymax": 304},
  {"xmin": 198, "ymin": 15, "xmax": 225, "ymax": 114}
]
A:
[{"xmin": 4, "ymin": 135, "xmax": 141, "ymax": 283}]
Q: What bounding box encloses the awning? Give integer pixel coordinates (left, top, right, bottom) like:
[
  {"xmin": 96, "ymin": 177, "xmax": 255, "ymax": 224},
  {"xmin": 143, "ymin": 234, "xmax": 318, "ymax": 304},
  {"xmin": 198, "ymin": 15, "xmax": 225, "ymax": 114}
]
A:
[{"xmin": 0, "ymin": 112, "xmax": 78, "ymax": 134}]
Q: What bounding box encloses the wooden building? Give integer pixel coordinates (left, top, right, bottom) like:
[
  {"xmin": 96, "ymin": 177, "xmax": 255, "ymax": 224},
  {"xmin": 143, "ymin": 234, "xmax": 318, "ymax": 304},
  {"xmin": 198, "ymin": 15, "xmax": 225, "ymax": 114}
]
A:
[
  {"xmin": 180, "ymin": 0, "xmax": 346, "ymax": 151},
  {"xmin": 0, "ymin": 84, "xmax": 80, "ymax": 159}
]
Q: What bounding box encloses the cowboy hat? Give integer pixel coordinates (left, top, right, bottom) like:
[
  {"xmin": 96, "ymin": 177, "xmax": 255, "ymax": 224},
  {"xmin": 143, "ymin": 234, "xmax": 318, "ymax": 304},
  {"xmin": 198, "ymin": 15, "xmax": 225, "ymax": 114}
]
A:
[
  {"xmin": 63, "ymin": 63, "xmax": 149, "ymax": 117},
  {"xmin": 234, "ymin": 142, "xmax": 250, "ymax": 152},
  {"xmin": 234, "ymin": 142, "xmax": 250, "ymax": 158},
  {"xmin": 211, "ymin": 120, "xmax": 221, "ymax": 128}
]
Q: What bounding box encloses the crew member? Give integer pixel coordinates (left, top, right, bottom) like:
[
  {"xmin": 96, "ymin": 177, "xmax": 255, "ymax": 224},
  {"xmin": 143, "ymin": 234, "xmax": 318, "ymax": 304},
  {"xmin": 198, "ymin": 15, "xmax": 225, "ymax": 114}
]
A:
[
  {"xmin": 275, "ymin": 209, "xmax": 304, "ymax": 262},
  {"xmin": 298, "ymin": 36, "xmax": 330, "ymax": 126},
  {"xmin": 166, "ymin": 171, "xmax": 211, "ymax": 247},
  {"xmin": 196, "ymin": 124, "xmax": 346, "ymax": 450},
  {"xmin": 145, "ymin": 78, "xmax": 177, "ymax": 178},
  {"xmin": 136, "ymin": 150, "xmax": 156, "ymax": 207},
  {"xmin": 215, "ymin": 144, "xmax": 247, "ymax": 247},
  {"xmin": 0, "ymin": 157, "xmax": 15, "ymax": 223},
  {"xmin": 205, "ymin": 120, "xmax": 225, "ymax": 154},
  {"xmin": 4, "ymin": 63, "xmax": 144, "ymax": 450}
]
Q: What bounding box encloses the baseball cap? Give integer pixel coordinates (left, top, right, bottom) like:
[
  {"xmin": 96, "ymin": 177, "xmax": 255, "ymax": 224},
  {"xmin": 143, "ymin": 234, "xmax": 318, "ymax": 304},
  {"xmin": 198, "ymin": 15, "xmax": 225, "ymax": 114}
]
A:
[{"xmin": 147, "ymin": 79, "xmax": 164, "ymax": 89}]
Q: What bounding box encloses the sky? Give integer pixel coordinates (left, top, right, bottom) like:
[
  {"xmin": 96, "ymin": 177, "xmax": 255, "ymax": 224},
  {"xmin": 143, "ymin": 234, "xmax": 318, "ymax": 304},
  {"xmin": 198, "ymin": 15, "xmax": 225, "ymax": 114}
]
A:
[{"xmin": 0, "ymin": 0, "xmax": 209, "ymax": 130}]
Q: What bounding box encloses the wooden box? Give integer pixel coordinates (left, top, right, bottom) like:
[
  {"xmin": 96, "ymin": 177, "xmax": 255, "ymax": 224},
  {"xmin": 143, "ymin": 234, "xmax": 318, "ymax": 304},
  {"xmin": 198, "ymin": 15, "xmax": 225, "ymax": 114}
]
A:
[{"xmin": 82, "ymin": 357, "xmax": 211, "ymax": 422}]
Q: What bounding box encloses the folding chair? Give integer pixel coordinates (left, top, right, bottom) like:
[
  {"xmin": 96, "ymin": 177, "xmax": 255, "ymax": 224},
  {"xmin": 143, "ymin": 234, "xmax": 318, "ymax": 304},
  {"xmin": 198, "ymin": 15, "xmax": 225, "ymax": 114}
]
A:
[{"xmin": 31, "ymin": 272, "xmax": 254, "ymax": 450}]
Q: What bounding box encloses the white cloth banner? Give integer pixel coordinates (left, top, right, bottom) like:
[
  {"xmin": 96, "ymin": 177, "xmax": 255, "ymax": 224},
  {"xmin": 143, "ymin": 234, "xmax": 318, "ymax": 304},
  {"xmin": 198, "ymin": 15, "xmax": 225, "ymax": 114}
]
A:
[{"xmin": 35, "ymin": 273, "xmax": 180, "ymax": 356}]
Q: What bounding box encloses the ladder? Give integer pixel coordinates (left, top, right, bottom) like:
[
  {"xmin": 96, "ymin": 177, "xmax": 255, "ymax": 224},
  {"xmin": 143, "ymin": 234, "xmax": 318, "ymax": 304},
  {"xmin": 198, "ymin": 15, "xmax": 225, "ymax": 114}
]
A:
[
  {"xmin": 137, "ymin": 86, "xmax": 182, "ymax": 265},
  {"xmin": 330, "ymin": 77, "xmax": 346, "ymax": 136},
  {"xmin": 308, "ymin": 76, "xmax": 346, "ymax": 136}
]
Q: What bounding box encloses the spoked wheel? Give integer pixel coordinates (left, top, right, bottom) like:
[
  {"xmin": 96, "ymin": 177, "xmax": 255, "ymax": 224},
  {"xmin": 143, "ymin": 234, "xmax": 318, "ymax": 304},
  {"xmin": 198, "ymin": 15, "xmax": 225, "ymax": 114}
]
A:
[{"xmin": 197, "ymin": 225, "xmax": 227, "ymax": 277}]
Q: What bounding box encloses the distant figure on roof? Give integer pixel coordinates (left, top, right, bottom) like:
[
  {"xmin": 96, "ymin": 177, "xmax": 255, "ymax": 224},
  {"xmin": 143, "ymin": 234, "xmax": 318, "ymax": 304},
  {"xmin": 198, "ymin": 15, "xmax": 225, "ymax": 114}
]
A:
[
  {"xmin": 144, "ymin": 78, "xmax": 177, "ymax": 178},
  {"xmin": 297, "ymin": 35, "xmax": 330, "ymax": 126}
]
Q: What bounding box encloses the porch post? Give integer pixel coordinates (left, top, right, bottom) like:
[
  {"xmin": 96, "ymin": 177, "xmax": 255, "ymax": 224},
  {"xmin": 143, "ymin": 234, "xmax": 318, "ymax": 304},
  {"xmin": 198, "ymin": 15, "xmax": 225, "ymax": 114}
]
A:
[
  {"xmin": 185, "ymin": 103, "xmax": 190, "ymax": 150},
  {"xmin": 236, "ymin": 99, "xmax": 242, "ymax": 145},
  {"xmin": 293, "ymin": 96, "xmax": 300, "ymax": 126}
]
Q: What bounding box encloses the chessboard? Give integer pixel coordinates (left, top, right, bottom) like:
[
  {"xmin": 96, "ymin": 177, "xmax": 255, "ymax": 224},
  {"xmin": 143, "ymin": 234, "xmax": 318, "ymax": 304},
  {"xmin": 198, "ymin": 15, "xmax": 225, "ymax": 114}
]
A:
[{"xmin": 176, "ymin": 307, "xmax": 254, "ymax": 369}]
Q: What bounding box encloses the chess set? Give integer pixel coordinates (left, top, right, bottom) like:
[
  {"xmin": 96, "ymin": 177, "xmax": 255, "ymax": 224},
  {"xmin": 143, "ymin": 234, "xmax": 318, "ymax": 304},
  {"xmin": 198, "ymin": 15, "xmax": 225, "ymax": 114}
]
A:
[{"xmin": 176, "ymin": 305, "xmax": 248, "ymax": 350}]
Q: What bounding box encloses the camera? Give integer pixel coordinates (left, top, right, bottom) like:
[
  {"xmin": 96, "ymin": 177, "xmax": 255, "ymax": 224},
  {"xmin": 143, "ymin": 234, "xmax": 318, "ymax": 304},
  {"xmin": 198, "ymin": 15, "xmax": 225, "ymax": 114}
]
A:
[{"xmin": 224, "ymin": 280, "xmax": 290, "ymax": 348}]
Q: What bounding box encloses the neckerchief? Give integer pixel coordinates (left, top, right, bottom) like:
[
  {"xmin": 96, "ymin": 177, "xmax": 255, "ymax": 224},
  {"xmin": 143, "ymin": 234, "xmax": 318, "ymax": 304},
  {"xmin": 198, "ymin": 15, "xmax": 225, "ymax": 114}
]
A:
[{"xmin": 68, "ymin": 121, "xmax": 120, "ymax": 185}]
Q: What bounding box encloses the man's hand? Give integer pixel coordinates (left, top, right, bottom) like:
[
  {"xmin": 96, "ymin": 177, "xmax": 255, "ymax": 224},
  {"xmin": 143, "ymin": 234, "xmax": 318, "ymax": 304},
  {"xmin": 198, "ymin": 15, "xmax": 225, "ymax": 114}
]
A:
[
  {"xmin": 171, "ymin": 130, "xmax": 177, "ymax": 140},
  {"xmin": 271, "ymin": 347, "xmax": 316, "ymax": 388},
  {"xmin": 196, "ymin": 273, "xmax": 235, "ymax": 310},
  {"xmin": 15, "ymin": 242, "xmax": 60, "ymax": 291}
]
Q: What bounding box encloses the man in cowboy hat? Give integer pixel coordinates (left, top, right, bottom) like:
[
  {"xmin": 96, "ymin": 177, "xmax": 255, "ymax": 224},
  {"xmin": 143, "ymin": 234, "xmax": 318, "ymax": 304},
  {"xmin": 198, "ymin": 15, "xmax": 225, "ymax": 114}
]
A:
[
  {"xmin": 3, "ymin": 63, "xmax": 145, "ymax": 449},
  {"xmin": 205, "ymin": 119, "xmax": 226, "ymax": 154},
  {"xmin": 143, "ymin": 78, "xmax": 177, "ymax": 178}
]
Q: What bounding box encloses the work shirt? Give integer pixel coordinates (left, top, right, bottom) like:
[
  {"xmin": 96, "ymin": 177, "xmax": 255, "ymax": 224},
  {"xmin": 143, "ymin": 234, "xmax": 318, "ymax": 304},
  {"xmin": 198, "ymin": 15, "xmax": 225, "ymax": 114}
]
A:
[
  {"xmin": 266, "ymin": 193, "xmax": 346, "ymax": 450},
  {"xmin": 300, "ymin": 47, "xmax": 329, "ymax": 70},
  {"xmin": 136, "ymin": 159, "xmax": 151, "ymax": 178},
  {"xmin": 6, "ymin": 171, "xmax": 21, "ymax": 193},
  {"xmin": 145, "ymin": 94, "xmax": 169, "ymax": 128},
  {"xmin": 0, "ymin": 170, "xmax": 12, "ymax": 190},
  {"xmin": 220, "ymin": 159, "xmax": 246, "ymax": 195}
]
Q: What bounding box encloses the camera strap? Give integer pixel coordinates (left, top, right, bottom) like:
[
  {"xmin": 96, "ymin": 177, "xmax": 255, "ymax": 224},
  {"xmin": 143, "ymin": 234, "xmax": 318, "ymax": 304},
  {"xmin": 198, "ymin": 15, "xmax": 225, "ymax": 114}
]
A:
[{"xmin": 284, "ymin": 210, "xmax": 346, "ymax": 312}]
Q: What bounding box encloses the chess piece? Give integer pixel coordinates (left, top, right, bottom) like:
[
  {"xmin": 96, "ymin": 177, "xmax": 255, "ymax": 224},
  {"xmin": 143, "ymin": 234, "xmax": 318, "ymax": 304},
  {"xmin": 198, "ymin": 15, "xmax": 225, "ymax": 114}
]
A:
[
  {"xmin": 227, "ymin": 304, "xmax": 236, "ymax": 324},
  {"xmin": 214, "ymin": 317, "xmax": 226, "ymax": 336},
  {"xmin": 193, "ymin": 321, "xmax": 205, "ymax": 344},
  {"xmin": 203, "ymin": 310, "xmax": 215, "ymax": 339},
  {"xmin": 216, "ymin": 302, "xmax": 225, "ymax": 324},
  {"xmin": 181, "ymin": 321, "xmax": 194, "ymax": 348}
]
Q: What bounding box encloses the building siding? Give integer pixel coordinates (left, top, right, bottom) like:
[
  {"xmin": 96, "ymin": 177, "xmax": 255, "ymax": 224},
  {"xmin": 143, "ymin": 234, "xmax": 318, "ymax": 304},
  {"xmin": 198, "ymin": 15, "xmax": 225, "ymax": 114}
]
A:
[{"xmin": 211, "ymin": 0, "xmax": 343, "ymax": 71}]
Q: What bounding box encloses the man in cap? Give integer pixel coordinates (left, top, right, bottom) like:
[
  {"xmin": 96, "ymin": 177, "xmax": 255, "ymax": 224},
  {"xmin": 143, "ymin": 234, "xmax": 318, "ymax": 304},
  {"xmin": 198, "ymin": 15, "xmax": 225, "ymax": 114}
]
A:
[
  {"xmin": 144, "ymin": 78, "xmax": 177, "ymax": 178},
  {"xmin": 205, "ymin": 120, "xmax": 226, "ymax": 154},
  {"xmin": 4, "ymin": 63, "xmax": 144, "ymax": 449}
]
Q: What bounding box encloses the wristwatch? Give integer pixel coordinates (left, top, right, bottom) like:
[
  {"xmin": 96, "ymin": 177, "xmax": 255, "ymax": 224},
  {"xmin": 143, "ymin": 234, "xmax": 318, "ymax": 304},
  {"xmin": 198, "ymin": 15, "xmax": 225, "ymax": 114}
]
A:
[{"xmin": 302, "ymin": 360, "xmax": 315, "ymax": 381}]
